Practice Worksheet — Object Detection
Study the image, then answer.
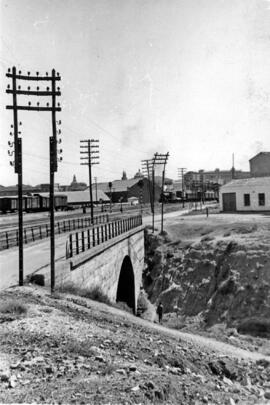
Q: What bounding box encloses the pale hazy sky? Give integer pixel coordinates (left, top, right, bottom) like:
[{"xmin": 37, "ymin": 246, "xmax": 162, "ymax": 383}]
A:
[{"xmin": 1, "ymin": 0, "xmax": 270, "ymax": 186}]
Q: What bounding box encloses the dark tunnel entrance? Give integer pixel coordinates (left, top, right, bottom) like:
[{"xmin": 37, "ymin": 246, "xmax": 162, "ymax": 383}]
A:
[{"xmin": 116, "ymin": 256, "xmax": 135, "ymax": 313}]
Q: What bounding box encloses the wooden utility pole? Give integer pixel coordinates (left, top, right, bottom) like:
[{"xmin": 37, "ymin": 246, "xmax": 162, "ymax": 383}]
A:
[
  {"xmin": 178, "ymin": 167, "xmax": 186, "ymax": 208},
  {"xmin": 6, "ymin": 67, "xmax": 62, "ymax": 291},
  {"xmin": 80, "ymin": 139, "xmax": 99, "ymax": 223},
  {"xmin": 155, "ymin": 152, "xmax": 169, "ymax": 233},
  {"xmin": 142, "ymin": 158, "xmax": 154, "ymax": 230},
  {"xmin": 94, "ymin": 176, "xmax": 98, "ymax": 202}
]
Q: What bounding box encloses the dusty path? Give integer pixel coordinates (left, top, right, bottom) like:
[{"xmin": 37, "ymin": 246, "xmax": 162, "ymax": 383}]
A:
[{"xmin": 63, "ymin": 292, "xmax": 270, "ymax": 363}]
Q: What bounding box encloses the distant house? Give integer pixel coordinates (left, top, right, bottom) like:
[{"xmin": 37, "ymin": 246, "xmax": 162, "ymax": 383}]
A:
[
  {"xmin": 249, "ymin": 152, "xmax": 270, "ymax": 177},
  {"xmin": 87, "ymin": 177, "xmax": 161, "ymax": 203},
  {"xmin": 38, "ymin": 189, "xmax": 109, "ymax": 208},
  {"xmin": 219, "ymin": 177, "xmax": 270, "ymax": 212}
]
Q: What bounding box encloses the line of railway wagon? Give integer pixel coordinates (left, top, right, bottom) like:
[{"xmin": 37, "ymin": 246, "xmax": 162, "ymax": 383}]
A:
[{"xmin": 0, "ymin": 194, "xmax": 68, "ymax": 214}]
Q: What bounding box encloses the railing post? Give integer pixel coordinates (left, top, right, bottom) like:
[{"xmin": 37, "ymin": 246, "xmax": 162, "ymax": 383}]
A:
[
  {"xmin": 68, "ymin": 220, "xmax": 71, "ymax": 231},
  {"xmin": 82, "ymin": 230, "xmax": 85, "ymax": 252},
  {"xmin": 69, "ymin": 234, "xmax": 73, "ymax": 258},
  {"xmin": 92, "ymin": 227, "xmax": 95, "ymax": 247},
  {"xmin": 57, "ymin": 222, "xmax": 60, "ymax": 234},
  {"xmin": 63, "ymin": 221, "xmax": 66, "ymax": 232},
  {"xmin": 73, "ymin": 219, "xmax": 76, "ymax": 230},
  {"xmin": 5, "ymin": 232, "xmax": 9, "ymax": 249},
  {"xmin": 31, "ymin": 227, "xmax": 35, "ymax": 242},
  {"xmin": 97, "ymin": 226, "xmax": 100, "ymax": 245},
  {"xmin": 108, "ymin": 223, "xmax": 111, "ymax": 239},
  {"xmin": 46, "ymin": 224, "xmax": 49, "ymax": 237},
  {"xmin": 105, "ymin": 224, "xmax": 108, "ymax": 241},
  {"xmin": 24, "ymin": 229, "xmax": 27, "ymax": 244},
  {"xmin": 16, "ymin": 230, "xmax": 19, "ymax": 246},
  {"xmin": 101, "ymin": 225, "xmax": 104, "ymax": 243},
  {"xmin": 87, "ymin": 229, "xmax": 90, "ymax": 249},
  {"xmin": 76, "ymin": 232, "xmax": 79, "ymax": 255}
]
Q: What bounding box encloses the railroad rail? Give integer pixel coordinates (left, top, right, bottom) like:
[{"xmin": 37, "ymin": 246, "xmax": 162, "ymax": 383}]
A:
[
  {"xmin": 0, "ymin": 214, "xmax": 109, "ymax": 251},
  {"xmin": 66, "ymin": 214, "xmax": 142, "ymax": 258}
]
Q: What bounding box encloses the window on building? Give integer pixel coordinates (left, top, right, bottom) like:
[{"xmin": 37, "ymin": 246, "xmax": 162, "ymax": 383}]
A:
[
  {"xmin": 244, "ymin": 194, "xmax": 250, "ymax": 206},
  {"xmin": 258, "ymin": 193, "xmax": 265, "ymax": 206}
]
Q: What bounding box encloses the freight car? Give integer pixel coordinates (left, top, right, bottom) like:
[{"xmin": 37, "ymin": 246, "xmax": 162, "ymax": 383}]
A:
[{"xmin": 0, "ymin": 194, "xmax": 68, "ymax": 214}]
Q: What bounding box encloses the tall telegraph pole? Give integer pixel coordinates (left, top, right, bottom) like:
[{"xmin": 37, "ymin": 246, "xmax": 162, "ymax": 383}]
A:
[
  {"xmin": 6, "ymin": 67, "xmax": 62, "ymax": 291},
  {"xmin": 178, "ymin": 167, "xmax": 186, "ymax": 208},
  {"xmin": 155, "ymin": 152, "xmax": 169, "ymax": 233},
  {"xmin": 80, "ymin": 139, "xmax": 99, "ymax": 223},
  {"xmin": 142, "ymin": 158, "xmax": 154, "ymax": 230}
]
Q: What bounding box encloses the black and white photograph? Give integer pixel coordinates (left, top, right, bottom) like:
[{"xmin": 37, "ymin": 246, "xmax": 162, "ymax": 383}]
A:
[{"xmin": 0, "ymin": 0, "xmax": 270, "ymax": 403}]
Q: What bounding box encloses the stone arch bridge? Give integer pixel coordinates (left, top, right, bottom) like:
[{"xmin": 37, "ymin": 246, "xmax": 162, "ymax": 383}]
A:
[{"xmin": 56, "ymin": 215, "xmax": 145, "ymax": 313}]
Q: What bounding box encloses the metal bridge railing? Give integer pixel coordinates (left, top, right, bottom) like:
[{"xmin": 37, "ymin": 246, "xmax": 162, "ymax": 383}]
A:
[
  {"xmin": 66, "ymin": 214, "xmax": 143, "ymax": 259},
  {"xmin": 0, "ymin": 214, "xmax": 109, "ymax": 251}
]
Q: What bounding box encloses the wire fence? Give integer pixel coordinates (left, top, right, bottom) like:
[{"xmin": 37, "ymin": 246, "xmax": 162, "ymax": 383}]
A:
[
  {"xmin": 0, "ymin": 214, "xmax": 109, "ymax": 251},
  {"xmin": 66, "ymin": 215, "xmax": 143, "ymax": 258}
]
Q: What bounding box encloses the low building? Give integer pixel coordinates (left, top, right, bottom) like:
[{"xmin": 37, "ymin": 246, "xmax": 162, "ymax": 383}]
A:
[
  {"xmin": 87, "ymin": 177, "xmax": 161, "ymax": 204},
  {"xmin": 220, "ymin": 177, "xmax": 270, "ymax": 212},
  {"xmin": 249, "ymin": 152, "xmax": 270, "ymax": 177}
]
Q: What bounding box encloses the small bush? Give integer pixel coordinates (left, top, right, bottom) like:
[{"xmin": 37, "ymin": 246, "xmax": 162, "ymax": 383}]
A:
[
  {"xmin": 237, "ymin": 318, "xmax": 270, "ymax": 338},
  {"xmin": 0, "ymin": 300, "xmax": 27, "ymax": 315},
  {"xmin": 57, "ymin": 282, "xmax": 111, "ymax": 305}
]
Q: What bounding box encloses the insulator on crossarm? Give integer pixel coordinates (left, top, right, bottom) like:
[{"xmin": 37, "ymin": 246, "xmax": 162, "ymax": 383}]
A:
[
  {"xmin": 46, "ymin": 103, "xmax": 50, "ymax": 107},
  {"xmin": 8, "ymin": 150, "xmax": 14, "ymax": 156},
  {"xmin": 58, "ymin": 129, "xmax": 61, "ymax": 135},
  {"xmin": 37, "ymin": 102, "xmax": 40, "ymax": 107},
  {"xmin": 9, "ymin": 132, "xmax": 13, "ymax": 137},
  {"xmin": 10, "ymin": 161, "xmax": 14, "ymax": 166},
  {"xmin": 27, "ymin": 72, "xmax": 30, "ymax": 76},
  {"xmin": 37, "ymin": 86, "xmax": 39, "ymax": 91},
  {"xmin": 8, "ymin": 68, "xmax": 11, "ymax": 73},
  {"xmin": 28, "ymin": 102, "xmax": 31, "ymax": 106},
  {"xmin": 27, "ymin": 86, "xmax": 31, "ymax": 90},
  {"xmin": 18, "ymin": 85, "xmax": 21, "ymax": 90},
  {"xmin": 18, "ymin": 70, "xmax": 21, "ymax": 74},
  {"xmin": 58, "ymin": 157, "xmax": 63, "ymax": 162},
  {"xmin": 8, "ymin": 141, "xmax": 14, "ymax": 147},
  {"xmin": 18, "ymin": 132, "xmax": 21, "ymax": 135},
  {"xmin": 10, "ymin": 124, "xmax": 13, "ymax": 128},
  {"xmin": 57, "ymin": 102, "xmax": 60, "ymax": 107},
  {"xmin": 46, "ymin": 72, "xmax": 48, "ymax": 76},
  {"xmin": 57, "ymin": 120, "xmax": 61, "ymax": 125},
  {"xmin": 58, "ymin": 149, "xmax": 63, "ymax": 154},
  {"xmin": 19, "ymin": 122, "xmax": 22, "ymax": 126},
  {"xmin": 57, "ymin": 138, "xmax": 62, "ymax": 144},
  {"xmin": 46, "ymin": 87, "xmax": 50, "ymax": 91},
  {"xmin": 7, "ymin": 84, "xmax": 10, "ymax": 89},
  {"xmin": 36, "ymin": 72, "xmax": 39, "ymax": 76}
]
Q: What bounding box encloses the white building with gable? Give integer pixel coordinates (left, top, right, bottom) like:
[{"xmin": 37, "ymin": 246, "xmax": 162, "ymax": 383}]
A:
[{"xmin": 220, "ymin": 177, "xmax": 270, "ymax": 212}]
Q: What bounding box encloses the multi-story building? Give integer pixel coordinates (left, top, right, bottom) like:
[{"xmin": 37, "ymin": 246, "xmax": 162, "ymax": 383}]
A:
[{"xmin": 249, "ymin": 152, "xmax": 270, "ymax": 177}]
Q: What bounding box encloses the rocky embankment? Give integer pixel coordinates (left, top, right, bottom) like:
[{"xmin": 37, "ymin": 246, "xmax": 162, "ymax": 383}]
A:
[
  {"xmin": 0, "ymin": 286, "xmax": 270, "ymax": 404},
  {"xmin": 143, "ymin": 218, "xmax": 270, "ymax": 337}
]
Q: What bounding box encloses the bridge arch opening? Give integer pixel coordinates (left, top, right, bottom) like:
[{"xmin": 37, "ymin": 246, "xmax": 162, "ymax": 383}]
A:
[{"xmin": 116, "ymin": 255, "xmax": 135, "ymax": 313}]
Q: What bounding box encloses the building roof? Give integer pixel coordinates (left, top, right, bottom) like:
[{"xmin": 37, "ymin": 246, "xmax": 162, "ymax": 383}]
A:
[
  {"xmin": 89, "ymin": 178, "xmax": 143, "ymax": 194},
  {"xmin": 220, "ymin": 176, "xmax": 270, "ymax": 190},
  {"xmin": 249, "ymin": 152, "xmax": 270, "ymax": 162},
  {"xmin": 38, "ymin": 190, "xmax": 110, "ymax": 203}
]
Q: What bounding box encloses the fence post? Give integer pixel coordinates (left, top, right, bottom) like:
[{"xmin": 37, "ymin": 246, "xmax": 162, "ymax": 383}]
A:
[
  {"xmin": 24, "ymin": 229, "xmax": 27, "ymax": 244},
  {"xmin": 16, "ymin": 230, "xmax": 19, "ymax": 246},
  {"xmin": 97, "ymin": 226, "xmax": 100, "ymax": 245},
  {"xmin": 5, "ymin": 232, "xmax": 9, "ymax": 249},
  {"xmin": 76, "ymin": 232, "xmax": 79, "ymax": 255},
  {"xmin": 68, "ymin": 220, "xmax": 71, "ymax": 231},
  {"xmin": 87, "ymin": 229, "xmax": 90, "ymax": 249},
  {"xmin": 46, "ymin": 224, "xmax": 49, "ymax": 237},
  {"xmin": 57, "ymin": 222, "xmax": 60, "ymax": 234},
  {"xmin": 31, "ymin": 227, "xmax": 35, "ymax": 242},
  {"xmin": 69, "ymin": 234, "xmax": 73, "ymax": 258},
  {"xmin": 101, "ymin": 225, "xmax": 104, "ymax": 243},
  {"xmin": 105, "ymin": 224, "xmax": 108, "ymax": 241},
  {"xmin": 82, "ymin": 231, "xmax": 85, "ymax": 252},
  {"xmin": 92, "ymin": 227, "xmax": 95, "ymax": 247}
]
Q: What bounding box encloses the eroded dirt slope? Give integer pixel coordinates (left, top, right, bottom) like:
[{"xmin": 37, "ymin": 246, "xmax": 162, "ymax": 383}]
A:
[{"xmin": 0, "ymin": 286, "xmax": 270, "ymax": 404}]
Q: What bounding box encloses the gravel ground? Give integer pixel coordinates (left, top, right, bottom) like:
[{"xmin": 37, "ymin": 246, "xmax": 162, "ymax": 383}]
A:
[{"xmin": 0, "ymin": 285, "xmax": 269, "ymax": 404}]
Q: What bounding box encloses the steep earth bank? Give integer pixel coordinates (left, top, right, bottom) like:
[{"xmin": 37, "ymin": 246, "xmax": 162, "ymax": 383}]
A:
[{"xmin": 143, "ymin": 214, "xmax": 270, "ymax": 339}]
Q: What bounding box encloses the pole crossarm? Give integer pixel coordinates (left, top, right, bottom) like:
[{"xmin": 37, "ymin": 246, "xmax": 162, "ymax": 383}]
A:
[
  {"xmin": 6, "ymin": 106, "xmax": 61, "ymax": 112},
  {"xmin": 6, "ymin": 72, "xmax": 61, "ymax": 81},
  {"xmin": 6, "ymin": 90, "xmax": 61, "ymax": 97}
]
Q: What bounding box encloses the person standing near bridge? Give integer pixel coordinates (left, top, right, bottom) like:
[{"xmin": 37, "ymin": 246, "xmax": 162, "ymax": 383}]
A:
[{"xmin": 156, "ymin": 302, "xmax": 163, "ymax": 324}]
